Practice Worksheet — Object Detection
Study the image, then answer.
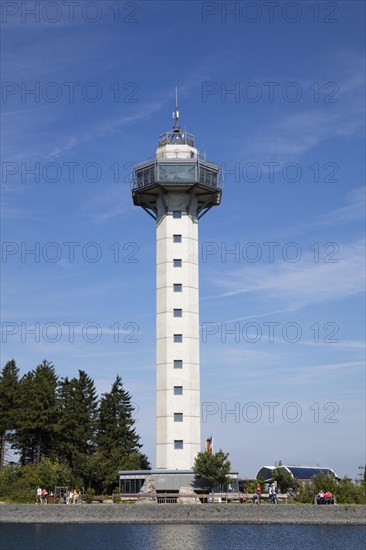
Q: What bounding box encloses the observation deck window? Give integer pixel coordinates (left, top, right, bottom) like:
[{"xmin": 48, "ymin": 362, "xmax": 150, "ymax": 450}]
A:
[{"xmin": 157, "ymin": 163, "xmax": 197, "ymax": 182}]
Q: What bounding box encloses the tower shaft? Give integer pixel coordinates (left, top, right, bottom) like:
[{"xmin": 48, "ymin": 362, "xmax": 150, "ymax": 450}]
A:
[{"xmin": 156, "ymin": 192, "xmax": 200, "ymax": 469}]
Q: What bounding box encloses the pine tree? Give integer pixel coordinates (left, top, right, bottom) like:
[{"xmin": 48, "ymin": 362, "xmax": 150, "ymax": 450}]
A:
[
  {"xmin": 97, "ymin": 375, "xmax": 150, "ymax": 490},
  {"xmin": 98, "ymin": 375, "xmax": 141, "ymax": 453},
  {"xmin": 0, "ymin": 360, "xmax": 19, "ymax": 470},
  {"xmin": 13, "ymin": 360, "xmax": 59, "ymax": 464},
  {"xmin": 57, "ymin": 370, "xmax": 98, "ymax": 469}
]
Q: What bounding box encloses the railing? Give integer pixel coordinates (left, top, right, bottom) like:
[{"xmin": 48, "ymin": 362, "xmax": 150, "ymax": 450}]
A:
[
  {"xmin": 112, "ymin": 492, "xmax": 181, "ymax": 503},
  {"xmin": 133, "ymin": 159, "xmax": 221, "ymax": 191},
  {"xmin": 157, "ymin": 495, "xmax": 178, "ymax": 504},
  {"xmin": 158, "ymin": 130, "xmax": 195, "ymax": 147},
  {"xmin": 112, "ymin": 492, "xmax": 253, "ymax": 504}
]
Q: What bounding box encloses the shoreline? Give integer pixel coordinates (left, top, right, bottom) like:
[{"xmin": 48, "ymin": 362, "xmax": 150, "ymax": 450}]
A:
[{"xmin": 1, "ymin": 504, "xmax": 365, "ymax": 525}]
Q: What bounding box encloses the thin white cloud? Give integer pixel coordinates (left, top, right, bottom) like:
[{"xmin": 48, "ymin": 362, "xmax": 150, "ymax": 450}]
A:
[
  {"xmin": 207, "ymin": 238, "xmax": 365, "ymax": 309},
  {"xmin": 239, "ymin": 57, "xmax": 364, "ymax": 163},
  {"xmin": 314, "ymin": 186, "xmax": 365, "ymax": 226},
  {"xmin": 207, "ymin": 358, "xmax": 364, "ymax": 386},
  {"xmin": 243, "ymin": 109, "xmax": 363, "ymax": 163}
]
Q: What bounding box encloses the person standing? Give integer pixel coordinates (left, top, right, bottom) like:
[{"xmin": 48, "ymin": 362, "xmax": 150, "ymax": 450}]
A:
[
  {"xmin": 36, "ymin": 486, "xmax": 42, "ymax": 504},
  {"xmin": 254, "ymin": 484, "xmax": 261, "ymax": 504}
]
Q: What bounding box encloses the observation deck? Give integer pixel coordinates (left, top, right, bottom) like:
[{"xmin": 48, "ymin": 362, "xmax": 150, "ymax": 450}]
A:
[{"xmin": 132, "ymin": 127, "xmax": 222, "ymax": 219}]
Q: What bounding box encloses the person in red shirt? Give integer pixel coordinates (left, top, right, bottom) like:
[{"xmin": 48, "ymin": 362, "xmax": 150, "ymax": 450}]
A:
[
  {"xmin": 253, "ymin": 484, "xmax": 261, "ymax": 504},
  {"xmin": 324, "ymin": 491, "xmax": 333, "ymax": 504}
]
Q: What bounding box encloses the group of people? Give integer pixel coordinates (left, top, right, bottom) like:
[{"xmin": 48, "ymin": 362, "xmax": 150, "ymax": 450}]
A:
[
  {"xmin": 36, "ymin": 487, "xmax": 52, "ymax": 504},
  {"xmin": 239, "ymin": 483, "xmax": 279, "ymax": 504},
  {"xmin": 36, "ymin": 487, "xmax": 81, "ymax": 504},
  {"xmin": 65, "ymin": 489, "xmax": 80, "ymax": 504},
  {"xmin": 316, "ymin": 490, "xmax": 334, "ymax": 505}
]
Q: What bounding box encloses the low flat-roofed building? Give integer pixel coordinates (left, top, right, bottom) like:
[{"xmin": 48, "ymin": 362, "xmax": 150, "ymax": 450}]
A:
[
  {"xmin": 118, "ymin": 469, "xmax": 239, "ymax": 493},
  {"xmin": 256, "ymin": 465, "xmax": 338, "ymax": 483}
]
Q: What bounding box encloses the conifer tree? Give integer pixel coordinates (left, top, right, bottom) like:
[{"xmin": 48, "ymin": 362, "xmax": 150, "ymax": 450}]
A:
[
  {"xmin": 0, "ymin": 360, "xmax": 19, "ymax": 470},
  {"xmin": 57, "ymin": 370, "xmax": 98, "ymax": 469},
  {"xmin": 98, "ymin": 375, "xmax": 141, "ymax": 453},
  {"xmin": 97, "ymin": 375, "xmax": 149, "ymax": 489},
  {"xmin": 13, "ymin": 360, "xmax": 59, "ymax": 464}
]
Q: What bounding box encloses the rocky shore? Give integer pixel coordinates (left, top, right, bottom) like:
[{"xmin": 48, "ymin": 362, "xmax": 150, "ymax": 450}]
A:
[{"xmin": 1, "ymin": 504, "xmax": 365, "ymax": 525}]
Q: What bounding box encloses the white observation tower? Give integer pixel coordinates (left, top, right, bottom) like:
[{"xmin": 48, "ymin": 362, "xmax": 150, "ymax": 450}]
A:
[{"xmin": 132, "ymin": 100, "xmax": 222, "ymax": 470}]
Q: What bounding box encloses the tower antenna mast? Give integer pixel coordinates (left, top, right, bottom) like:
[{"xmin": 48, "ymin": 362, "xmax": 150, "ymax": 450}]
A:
[{"xmin": 173, "ymin": 86, "xmax": 179, "ymax": 130}]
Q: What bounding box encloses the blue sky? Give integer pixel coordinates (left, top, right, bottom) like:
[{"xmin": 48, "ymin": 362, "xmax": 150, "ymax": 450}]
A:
[{"xmin": 1, "ymin": 1, "xmax": 365, "ymax": 479}]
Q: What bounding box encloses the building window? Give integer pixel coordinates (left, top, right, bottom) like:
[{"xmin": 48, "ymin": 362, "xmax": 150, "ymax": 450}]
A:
[
  {"xmin": 174, "ymin": 334, "xmax": 182, "ymax": 343},
  {"xmin": 173, "ymin": 309, "xmax": 182, "ymax": 317},
  {"xmin": 174, "ymin": 413, "xmax": 183, "ymax": 422},
  {"xmin": 173, "ymin": 211, "xmax": 182, "ymax": 219},
  {"xmin": 173, "ymin": 234, "xmax": 182, "ymax": 243},
  {"xmin": 173, "ymin": 284, "xmax": 182, "ymax": 292},
  {"xmin": 174, "ymin": 440, "xmax": 183, "ymax": 449},
  {"xmin": 120, "ymin": 478, "xmax": 145, "ymax": 494},
  {"xmin": 173, "ymin": 259, "xmax": 182, "ymax": 268},
  {"xmin": 174, "ymin": 386, "xmax": 183, "ymax": 395},
  {"xmin": 173, "ymin": 360, "xmax": 183, "ymax": 369}
]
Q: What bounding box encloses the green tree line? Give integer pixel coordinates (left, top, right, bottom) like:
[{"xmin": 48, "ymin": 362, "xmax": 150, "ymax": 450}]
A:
[
  {"xmin": 271, "ymin": 467, "xmax": 366, "ymax": 504},
  {"xmin": 0, "ymin": 359, "xmax": 149, "ymax": 501}
]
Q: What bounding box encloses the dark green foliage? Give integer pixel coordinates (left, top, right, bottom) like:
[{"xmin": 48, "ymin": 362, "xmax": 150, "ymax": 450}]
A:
[
  {"xmin": 193, "ymin": 449, "xmax": 232, "ymax": 491},
  {"xmin": 0, "ymin": 460, "xmax": 72, "ymax": 503},
  {"xmin": 84, "ymin": 487, "xmax": 95, "ymax": 503},
  {"xmin": 311, "ymin": 472, "xmax": 338, "ymax": 494},
  {"xmin": 57, "ymin": 370, "xmax": 98, "ymax": 469},
  {"xmin": 245, "ymin": 479, "xmax": 261, "ymax": 493},
  {"xmin": 297, "ymin": 481, "xmax": 314, "ymax": 503},
  {"xmin": 97, "ymin": 375, "xmax": 150, "ymax": 491},
  {"xmin": 98, "ymin": 375, "xmax": 140, "ymax": 452},
  {"xmin": 272, "ymin": 467, "xmax": 296, "ymax": 492},
  {"xmin": 336, "ymin": 477, "xmax": 361, "ymax": 503},
  {"xmin": 13, "ymin": 361, "xmax": 59, "ymax": 464},
  {"xmin": 72, "ymin": 453, "xmax": 105, "ymax": 490},
  {"xmin": 0, "ymin": 360, "xmax": 19, "ymax": 470},
  {"xmin": 297, "ymin": 475, "xmax": 366, "ymax": 504},
  {"xmin": 1, "ymin": 360, "xmax": 150, "ymax": 499}
]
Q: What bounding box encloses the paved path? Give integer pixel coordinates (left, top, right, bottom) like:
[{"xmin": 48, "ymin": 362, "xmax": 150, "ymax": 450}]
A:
[{"xmin": 1, "ymin": 504, "xmax": 365, "ymax": 524}]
